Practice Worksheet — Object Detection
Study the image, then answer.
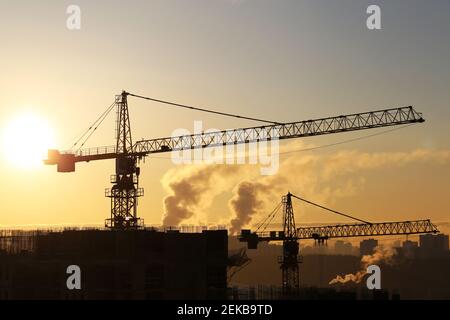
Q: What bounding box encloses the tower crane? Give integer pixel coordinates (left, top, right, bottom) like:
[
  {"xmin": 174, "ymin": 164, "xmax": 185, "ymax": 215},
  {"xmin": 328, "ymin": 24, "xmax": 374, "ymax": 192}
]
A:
[
  {"xmin": 44, "ymin": 91, "xmax": 425, "ymax": 230},
  {"xmin": 239, "ymin": 192, "xmax": 439, "ymax": 293}
]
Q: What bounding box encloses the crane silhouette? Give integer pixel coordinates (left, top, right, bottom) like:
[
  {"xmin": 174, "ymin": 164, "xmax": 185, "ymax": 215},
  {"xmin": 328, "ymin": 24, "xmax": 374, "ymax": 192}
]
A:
[
  {"xmin": 45, "ymin": 91, "xmax": 425, "ymax": 230},
  {"xmin": 239, "ymin": 192, "xmax": 438, "ymax": 294}
]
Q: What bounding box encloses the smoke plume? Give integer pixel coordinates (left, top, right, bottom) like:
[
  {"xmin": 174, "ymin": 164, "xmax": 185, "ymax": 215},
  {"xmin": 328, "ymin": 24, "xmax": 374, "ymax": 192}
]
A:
[
  {"xmin": 160, "ymin": 143, "xmax": 450, "ymax": 230},
  {"xmin": 162, "ymin": 165, "xmax": 241, "ymax": 226},
  {"xmin": 228, "ymin": 181, "xmax": 271, "ymax": 235},
  {"xmin": 329, "ymin": 244, "xmax": 396, "ymax": 285}
]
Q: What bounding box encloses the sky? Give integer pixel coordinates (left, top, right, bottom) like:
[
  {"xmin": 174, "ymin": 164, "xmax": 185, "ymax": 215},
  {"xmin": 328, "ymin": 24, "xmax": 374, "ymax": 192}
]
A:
[{"xmin": 0, "ymin": 0, "xmax": 449, "ymax": 231}]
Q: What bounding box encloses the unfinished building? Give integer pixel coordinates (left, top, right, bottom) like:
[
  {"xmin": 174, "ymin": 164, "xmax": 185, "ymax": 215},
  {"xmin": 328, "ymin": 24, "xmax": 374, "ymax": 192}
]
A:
[{"xmin": 0, "ymin": 228, "xmax": 228, "ymax": 300}]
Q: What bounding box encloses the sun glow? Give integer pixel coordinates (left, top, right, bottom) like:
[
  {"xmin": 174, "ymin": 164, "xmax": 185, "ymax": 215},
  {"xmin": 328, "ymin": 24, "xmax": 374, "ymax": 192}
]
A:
[{"xmin": 2, "ymin": 112, "xmax": 56, "ymax": 169}]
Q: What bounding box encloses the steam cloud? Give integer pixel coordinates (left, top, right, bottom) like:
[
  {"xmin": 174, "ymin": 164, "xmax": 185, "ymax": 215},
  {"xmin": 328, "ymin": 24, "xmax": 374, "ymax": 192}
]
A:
[
  {"xmin": 228, "ymin": 181, "xmax": 270, "ymax": 235},
  {"xmin": 162, "ymin": 165, "xmax": 240, "ymax": 226},
  {"xmin": 160, "ymin": 145, "xmax": 450, "ymax": 231},
  {"xmin": 329, "ymin": 245, "xmax": 396, "ymax": 285}
]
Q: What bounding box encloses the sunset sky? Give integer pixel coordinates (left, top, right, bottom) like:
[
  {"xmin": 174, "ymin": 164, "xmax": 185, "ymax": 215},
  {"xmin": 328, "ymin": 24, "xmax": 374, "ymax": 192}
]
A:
[{"xmin": 0, "ymin": 0, "xmax": 449, "ymax": 231}]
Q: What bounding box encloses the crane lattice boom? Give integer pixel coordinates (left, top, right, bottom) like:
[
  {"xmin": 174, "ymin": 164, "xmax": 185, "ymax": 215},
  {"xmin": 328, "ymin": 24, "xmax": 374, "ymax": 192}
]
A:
[
  {"xmin": 133, "ymin": 106, "xmax": 423, "ymax": 155},
  {"xmin": 241, "ymin": 219, "xmax": 438, "ymax": 244},
  {"xmin": 45, "ymin": 105, "xmax": 424, "ymax": 170}
]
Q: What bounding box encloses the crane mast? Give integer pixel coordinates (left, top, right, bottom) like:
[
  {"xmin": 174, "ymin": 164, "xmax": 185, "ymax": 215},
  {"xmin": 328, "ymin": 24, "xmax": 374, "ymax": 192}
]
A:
[
  {"xmin": 280, "ymin": 192, "xmax": 300, "ymax": 292},
  {"xmin": 105, "ymin": 91, "xmax": 143, "ymax": 229}
]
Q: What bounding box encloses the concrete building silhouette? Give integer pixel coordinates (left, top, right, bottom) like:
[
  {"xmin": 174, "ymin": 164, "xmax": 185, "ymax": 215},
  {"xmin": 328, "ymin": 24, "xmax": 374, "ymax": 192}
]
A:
[
  {"xmin": 419, "ymin": 233, "xmax": 449, "ymax": 258},
  {"xmin": 0, "ymin": 229, "xmax": 228, "ymax": 300},
  {"xmin": 401, "ymin": 240, "xmax": 419, "ymax": 258}
]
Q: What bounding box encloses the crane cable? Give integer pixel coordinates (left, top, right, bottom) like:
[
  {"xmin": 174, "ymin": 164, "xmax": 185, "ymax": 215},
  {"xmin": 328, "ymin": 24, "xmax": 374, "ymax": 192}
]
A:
[
  {"xmin": 291, "ymin": 194, "xmax": 372, "ymax": 225},
  {"xmin": 76, "ymin": 102, "xmax": 116, "ymax": 152},
  {"xmin": 255, "ymin": 202, "xmax": 283, "ymax": 233},
  {"xmin": 67, "ymin": 101, "xmax": 116, "ymax": 152},
  {"xmin": 261, "ymin": 204, "xmax": 283, "ymax": 233},
  {"xmin": 277, "ymin": 123, "xmax": 417, "ymax": 156},
  {"xmin": 126, "ymin": 92, "xmax": 281, "ymax": 125},
  {"xmin": 146, "ymin": 123, "xmax": 416, "ymax": 160}
]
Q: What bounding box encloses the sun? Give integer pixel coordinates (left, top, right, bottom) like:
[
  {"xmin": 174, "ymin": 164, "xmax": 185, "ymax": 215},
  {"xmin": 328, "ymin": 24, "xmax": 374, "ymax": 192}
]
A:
[{"xmin": 2, "ymin": 112, "xmax": 56, "ymax": 169}]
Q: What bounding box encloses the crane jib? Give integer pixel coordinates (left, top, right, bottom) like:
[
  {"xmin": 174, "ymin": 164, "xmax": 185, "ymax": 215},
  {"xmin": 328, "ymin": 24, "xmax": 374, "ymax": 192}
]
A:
[
  {"xmin": 132, "ymin": 106, "xmax": 424, "ymax": 155},
  {"xmin": 44, "ymin": 106, "xmax": 424, "ymax": 172},
  {"xmin": 239, "ymin": 219, "xmax": 439, "ymax": 249}
]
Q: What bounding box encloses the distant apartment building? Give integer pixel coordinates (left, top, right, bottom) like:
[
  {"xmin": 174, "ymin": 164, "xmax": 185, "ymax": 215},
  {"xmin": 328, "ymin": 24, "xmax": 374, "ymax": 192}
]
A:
[
  {"xmin": 359, "ymin": 239, "xmax": 378, "ymax": 256},
  {"xmin": 401, "ymin": 240, "xmax": 419, "ymax": 258},
  {"xmin": 402, "ymin": 240, "xmax": 418, "ymax": 250},
  {"xmin": 419, "ymin": 233, "xmax": 449, "ymax": 258}
]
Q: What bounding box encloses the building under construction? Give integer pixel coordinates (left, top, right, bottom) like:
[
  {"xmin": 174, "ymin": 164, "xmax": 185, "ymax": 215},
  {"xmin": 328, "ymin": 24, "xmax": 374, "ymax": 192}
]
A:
[{"xmin": 0, "ymin": 228, "xmax": 228, "ymax": 300}]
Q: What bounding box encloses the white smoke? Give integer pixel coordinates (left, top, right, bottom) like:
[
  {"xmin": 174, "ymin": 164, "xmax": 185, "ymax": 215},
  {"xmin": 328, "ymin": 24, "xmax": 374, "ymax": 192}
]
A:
[
  {"xmin": 160, "ymin": 145, "xmax": 450, "ymax": 230},
  {"xmin": 329, "ymin": 244, "xmax": 396, "ymax": 285},
  {"xmin": 161, "ymin": 164, "xmax": 241, "ymax": 226}
]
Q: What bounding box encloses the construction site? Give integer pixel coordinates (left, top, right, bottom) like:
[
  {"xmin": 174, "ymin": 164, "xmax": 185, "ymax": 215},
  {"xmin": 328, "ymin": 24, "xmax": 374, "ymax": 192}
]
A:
[
  {"xmin": 0, "ymin": 227, "xmax": 228, "ymax": 300},
  {"xmin": 0, "ymin": 91, "xmax": 446, "ymax": 300}
]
